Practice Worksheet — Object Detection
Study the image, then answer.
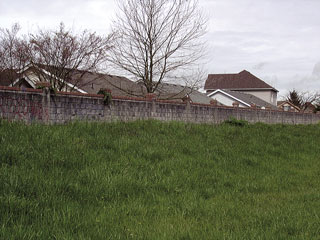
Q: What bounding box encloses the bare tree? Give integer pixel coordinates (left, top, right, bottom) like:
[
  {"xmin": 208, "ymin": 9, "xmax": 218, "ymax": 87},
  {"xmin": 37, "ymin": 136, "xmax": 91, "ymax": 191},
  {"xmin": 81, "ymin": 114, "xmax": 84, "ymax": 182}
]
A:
[
  {"xmin": 29, "ymin": 23, "xmax": 113, "ymax": 91},
  {"xmin": 286, "ymin": 89, "xmax": 320, "ymax": 112},
  {"xmin": 0, "ymin": 24, "xmax": 30, "ymax": 85},
  {"xmin": 109, "ymin": 0, "xmax": 207, "ymax": 97},
  {"xmin": 300, "ymin": 91, "xmax": 320, "ymax": 112}
]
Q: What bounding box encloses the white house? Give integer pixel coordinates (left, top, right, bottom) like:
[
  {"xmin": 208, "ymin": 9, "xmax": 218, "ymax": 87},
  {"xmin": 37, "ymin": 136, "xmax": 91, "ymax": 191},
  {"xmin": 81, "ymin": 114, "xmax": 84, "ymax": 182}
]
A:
[
  {"xmin": 207, "ymin": 89, "xmax": 278, "ymax": 110},
  {"xmin": 204, "ymin": 70, "xmax": 278, "ymax": 106}
]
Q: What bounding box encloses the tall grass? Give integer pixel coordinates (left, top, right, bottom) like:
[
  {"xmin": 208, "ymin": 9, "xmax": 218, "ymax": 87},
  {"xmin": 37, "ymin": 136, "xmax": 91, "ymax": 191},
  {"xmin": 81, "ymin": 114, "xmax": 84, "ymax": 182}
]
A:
[{"xmin": 1, "ymin": 120, "xmax": 320, "ymax": 239}]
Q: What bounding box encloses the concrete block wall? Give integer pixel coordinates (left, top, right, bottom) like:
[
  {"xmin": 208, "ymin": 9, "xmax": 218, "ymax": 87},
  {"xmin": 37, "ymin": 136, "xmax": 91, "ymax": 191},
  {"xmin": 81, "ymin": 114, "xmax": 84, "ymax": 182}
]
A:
[
  {"xmin": 0, "ymin": 86, "xmax": 320, "ymax": 125},
  {"xmin": 0, "ymin": 87, "xmax": 47, "ymax": 123}
]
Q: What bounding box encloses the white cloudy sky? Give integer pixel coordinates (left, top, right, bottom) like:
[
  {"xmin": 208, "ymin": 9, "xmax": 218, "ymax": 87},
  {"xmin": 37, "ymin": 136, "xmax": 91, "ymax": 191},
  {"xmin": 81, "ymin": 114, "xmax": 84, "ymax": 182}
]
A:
[{"xmin": 1, "ymin": 0, "xmax": 320, "ymax": 97}]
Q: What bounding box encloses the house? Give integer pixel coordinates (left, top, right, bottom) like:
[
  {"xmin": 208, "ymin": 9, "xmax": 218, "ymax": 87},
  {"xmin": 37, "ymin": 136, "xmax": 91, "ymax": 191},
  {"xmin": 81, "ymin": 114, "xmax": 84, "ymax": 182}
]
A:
[
  {"xmin": 303, "ymin": 102, "xmax": 317, "ymax": 113},
  {"xmin": 0, "ymin": 65, "xmax": 212, "ymax": 104},
  {"xmin": 277, "ymin": 101, "xmax": 300, "ymax": 112},
  {"xmin": 208, "ymin": 89, "xmax": 278, "ymax": 110},
  {"xmin": 204, "ymin": 70, "xmax": 278, "ymax": 106},
  {"xmin": 4, "ymin": 65, "xmax": 143, "ymax": 96}
]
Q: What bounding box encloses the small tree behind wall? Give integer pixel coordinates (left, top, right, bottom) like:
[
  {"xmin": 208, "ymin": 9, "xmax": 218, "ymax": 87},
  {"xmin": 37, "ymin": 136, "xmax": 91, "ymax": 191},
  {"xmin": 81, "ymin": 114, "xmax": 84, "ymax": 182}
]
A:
[
  {"xmin": 0, "ymin": 23, "xmax": 113, "ymax": 92},
  {"xmin": 0, "ymin": 24, "xmax": 30, "ymax": 85},
  {"xmin": 286, "ymin": 89, "xmax": 320, "ymax": 112},
  {"xmin": 29, "ymin": 23, "xmax": 113, "ymax": 91}
]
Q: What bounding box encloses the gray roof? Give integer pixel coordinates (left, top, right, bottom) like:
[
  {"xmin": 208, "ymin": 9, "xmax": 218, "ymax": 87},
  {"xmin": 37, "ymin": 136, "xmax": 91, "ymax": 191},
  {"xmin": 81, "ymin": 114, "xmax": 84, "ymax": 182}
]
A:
[
  {"xmin": 222, "ymin": 89, "xmax": 278, "ymax": 110},
  {"xmin": 0, "ymin": 66, "xmax": 213, "ymax": 104},
  {"xmin": 155, "ymin": 83, "xmax": 213, "ymax": 104},
  {"xmin": 70, "ymin": 71, "xmax": 144, "ymax": 97},
  {"xmin": 75, "ymin": 73, "xmax": 212, "ymax": 104}
]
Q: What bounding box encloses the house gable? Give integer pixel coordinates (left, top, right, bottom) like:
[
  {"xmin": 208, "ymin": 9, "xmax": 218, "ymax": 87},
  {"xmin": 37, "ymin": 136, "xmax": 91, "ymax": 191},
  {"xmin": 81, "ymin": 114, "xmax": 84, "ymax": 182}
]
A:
[
  {"xmin": 208, "ymin": 89, "xmax": 278, "ymax": 110},
  {"xmin": 204, "ymin": 70, "xmax": 278, "ymax": 105},
  {"xmin": 204, "ymin": 70, "xmax": 278, "ymax": 92},
  {"xmin": 8, "ymin": 66, "xmax": 88, "ymax": 94},
  {"xmin": 208, "ymin": 89, "xmax": 251, "ymax": 107},
  {"xmin": 277, "ymin": 101, "xmax": 300, "ymax": 112}
]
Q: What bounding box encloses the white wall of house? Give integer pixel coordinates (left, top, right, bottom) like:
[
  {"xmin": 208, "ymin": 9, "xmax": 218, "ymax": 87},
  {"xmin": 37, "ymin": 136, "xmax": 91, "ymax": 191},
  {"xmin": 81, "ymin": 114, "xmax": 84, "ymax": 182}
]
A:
[
  {"xmin": 209, "ymin": 92, "xmax": 248, "ymax": 108},
  {"xmin": 13, "ymin": 70, "xmax": 82, "ymax": 93},
  {"xmin": 25, "ymin": 71, "xmax": 40, "ymax": 83},
  {"xmin": 239, "ymin": 90, "xmax": 277, "ymax": 106}
]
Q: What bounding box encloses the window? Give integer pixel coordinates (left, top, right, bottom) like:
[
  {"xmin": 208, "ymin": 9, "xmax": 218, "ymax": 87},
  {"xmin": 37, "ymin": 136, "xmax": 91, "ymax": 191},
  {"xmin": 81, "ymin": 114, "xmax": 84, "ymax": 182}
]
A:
[{"xmin": 284, "ymin": 106, "xmax": 290, "ymax": 111}]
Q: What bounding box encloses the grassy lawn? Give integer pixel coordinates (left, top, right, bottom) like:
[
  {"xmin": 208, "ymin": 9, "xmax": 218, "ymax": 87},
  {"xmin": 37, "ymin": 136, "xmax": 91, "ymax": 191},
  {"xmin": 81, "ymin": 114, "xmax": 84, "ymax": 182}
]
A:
[{"xmin": 1, "ymin": 120, "xmax": 320, "ymax": 239}]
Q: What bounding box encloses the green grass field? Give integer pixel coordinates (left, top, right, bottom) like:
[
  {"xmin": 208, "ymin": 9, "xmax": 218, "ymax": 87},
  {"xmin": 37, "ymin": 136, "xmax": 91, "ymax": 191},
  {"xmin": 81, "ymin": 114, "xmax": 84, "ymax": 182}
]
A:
[{"xmin": 1, "ymin": 120, "xmax": 320, "ymax": 239}]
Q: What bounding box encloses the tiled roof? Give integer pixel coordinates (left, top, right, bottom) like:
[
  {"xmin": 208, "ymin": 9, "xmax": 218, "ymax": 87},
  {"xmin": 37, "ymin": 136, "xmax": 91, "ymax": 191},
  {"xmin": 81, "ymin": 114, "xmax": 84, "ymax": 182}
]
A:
[
  {"xmin": 204, "ymin": 70, "xmax": 278, "ymax": 92},
  {"xmin": 155, "ymin": 83, "xmax": 213, "ymax": 104},
  {"xmin": 69, "ymin": 71, "xmax": 144, "ymax": 97},
  {"xmin": 45, "ymin": 68, "xmax": 214, "ymax": 104},
  {"xmin": 0, "ymin": 66, "xmax": 212, "ymax": 104},
  {"xmin": 218, "ymin": 89, "xmax": 278, "ymax": 110}
]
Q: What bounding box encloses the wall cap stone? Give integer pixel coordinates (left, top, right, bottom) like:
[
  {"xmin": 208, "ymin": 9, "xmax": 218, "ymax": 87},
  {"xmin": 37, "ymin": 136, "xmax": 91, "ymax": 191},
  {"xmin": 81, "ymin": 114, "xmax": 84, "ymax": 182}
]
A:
[
  {"xmin": 145, "ymin": 93, "xmax": 157, "ymax": 101},
  {"xmin": 210, "ymin": 99, "xmax": 218, "ymax": 106}
]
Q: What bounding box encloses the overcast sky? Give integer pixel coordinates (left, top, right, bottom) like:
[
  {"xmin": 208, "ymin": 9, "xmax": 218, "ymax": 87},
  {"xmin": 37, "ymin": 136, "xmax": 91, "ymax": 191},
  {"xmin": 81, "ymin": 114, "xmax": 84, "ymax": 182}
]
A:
[{"xmin": 1, "ymin": 0, "xmax": 319, "ymax": 97}]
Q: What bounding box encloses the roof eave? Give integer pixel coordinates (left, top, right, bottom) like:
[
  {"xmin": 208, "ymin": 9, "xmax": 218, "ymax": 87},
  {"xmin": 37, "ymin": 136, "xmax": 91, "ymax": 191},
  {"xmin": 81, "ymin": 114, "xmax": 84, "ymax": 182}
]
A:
[
  {"xmin": 207, "ymin": 89, "xmax": 252, "ymax": 107},
  {"xmin": 205, "ymin": 87, "xmax": 279, "ymax": 92}
]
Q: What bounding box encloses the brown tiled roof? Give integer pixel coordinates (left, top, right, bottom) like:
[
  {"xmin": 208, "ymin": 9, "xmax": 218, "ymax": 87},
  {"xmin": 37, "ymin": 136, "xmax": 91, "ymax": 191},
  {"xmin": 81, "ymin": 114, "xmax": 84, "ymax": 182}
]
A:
[{"xmin": 204, "ymin": 70, "xmax": 278, "ymax": 92}]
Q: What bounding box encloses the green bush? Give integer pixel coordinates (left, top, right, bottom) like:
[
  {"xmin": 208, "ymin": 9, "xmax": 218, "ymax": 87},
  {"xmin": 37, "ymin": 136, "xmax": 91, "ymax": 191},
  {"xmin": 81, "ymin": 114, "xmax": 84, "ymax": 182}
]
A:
[
  {"xmin": 98, "ymin": 89, "xmax": 112, "ymax": 105},
  {"xmin": 223, "ymin": 117, "xmax": 249, "ymax": 126}
]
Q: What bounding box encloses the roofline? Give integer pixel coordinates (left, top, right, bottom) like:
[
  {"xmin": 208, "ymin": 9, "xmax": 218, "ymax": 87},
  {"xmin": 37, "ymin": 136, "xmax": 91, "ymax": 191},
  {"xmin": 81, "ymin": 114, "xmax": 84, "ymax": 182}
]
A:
[
  {"xmin": 207, "ymin": 73, "xmax": 238, "ymax": 77},
  {"xmin": 17, "ymin": 65, "xmax": 33, "ymax": 74},
  {"xmin": 10, "ymin": 75, "xmax": 36, "ymax": 89},
  {"xmin": 40, "ymin": 68, "xmax": 87, "ymax": 94},
  {"xmin": 205, "ymin": 87, "xmax": 278, "ymax": 92},
  {"xmin": 207, "ymin": 89, "xmax": 252, "ymax": 107},
  {"xmin": 10, "ymin": 78, "xmax": 21, "ymax": 87}
]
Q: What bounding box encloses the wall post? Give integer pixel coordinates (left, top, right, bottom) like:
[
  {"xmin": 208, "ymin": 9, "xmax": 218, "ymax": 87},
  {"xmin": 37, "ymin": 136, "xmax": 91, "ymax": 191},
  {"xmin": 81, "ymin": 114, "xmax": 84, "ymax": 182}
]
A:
[
  {"xmin": 232, "ymin": 102, "xmax": 240, "ymax": 120},
  {"xmin": 183, "ymin": 96, "xmax": 191, "ymax": 122},
  {"xmin": 146, "ymin": 93, "xmax": 157, "ymax": 118},
  {"xmin": 36, "ymin": 82, "xmax": 51, "ymax": 124}
]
